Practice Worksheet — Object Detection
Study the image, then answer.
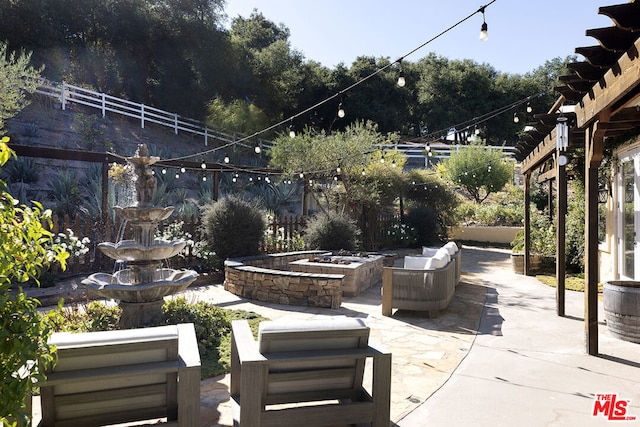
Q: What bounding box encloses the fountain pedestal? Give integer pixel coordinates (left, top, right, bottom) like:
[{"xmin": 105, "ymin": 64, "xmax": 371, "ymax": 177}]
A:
[
  {"xmin": 82, "ymin": 144, "xmax": 198, "ymax": 329},
  {"xmin": 119, "ymin": 300, "xmax": 165, "ymax": 328}
]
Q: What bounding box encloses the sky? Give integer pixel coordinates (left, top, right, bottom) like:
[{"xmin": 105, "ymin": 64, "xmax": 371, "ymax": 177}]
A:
[{"xmin": 223, "ymin": 0, "xmax": 616, "ymax": 75}]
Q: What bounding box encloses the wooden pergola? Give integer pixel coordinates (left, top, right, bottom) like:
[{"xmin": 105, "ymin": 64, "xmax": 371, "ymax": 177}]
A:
[{"xmin": 516, "ymin": 0, "xmax": 640, "ymax": 355}]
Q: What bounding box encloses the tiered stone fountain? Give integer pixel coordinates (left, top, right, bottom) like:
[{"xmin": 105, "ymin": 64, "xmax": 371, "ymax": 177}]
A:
[{"xmin": 82, "ymin": 144, "xmax": 198, "ymax": 328}]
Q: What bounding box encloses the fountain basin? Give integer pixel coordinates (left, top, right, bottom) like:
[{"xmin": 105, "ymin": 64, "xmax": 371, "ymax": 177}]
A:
[
  {"xmin": 82, "ymin": 269, "xmax": 198, "ymax": 302},
  {"xmin": 113, "ymin": 206, "xmax": 174, "ymax": 223},
  {"xmin": 98, "ymin": 239, "xmax": 187, "ymax": 261}
]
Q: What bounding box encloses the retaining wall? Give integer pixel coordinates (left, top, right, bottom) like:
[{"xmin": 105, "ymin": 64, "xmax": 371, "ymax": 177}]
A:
[{"xmin": 224, "ymin": 251, "xmax": 344, "ymax": 309}]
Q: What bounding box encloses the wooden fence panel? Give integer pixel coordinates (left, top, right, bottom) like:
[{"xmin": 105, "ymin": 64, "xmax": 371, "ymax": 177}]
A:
[{"xmin": 41, "ymin": 211, "xmax": 405, "ymax": 277}]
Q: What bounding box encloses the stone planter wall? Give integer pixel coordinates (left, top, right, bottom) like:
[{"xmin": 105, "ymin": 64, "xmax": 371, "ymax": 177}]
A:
[
  {"xmin": 224, "ymin": 251, "xmax": 344, "ymax": 308},
  {"xmin": 449, "ymin": 226, "xmax": 522, "ymax": 244}
]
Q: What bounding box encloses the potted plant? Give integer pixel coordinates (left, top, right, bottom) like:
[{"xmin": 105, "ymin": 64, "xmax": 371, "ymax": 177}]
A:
[{"xmin": 510, "ymin": 207, "xmax": 555, "ymax": 274}]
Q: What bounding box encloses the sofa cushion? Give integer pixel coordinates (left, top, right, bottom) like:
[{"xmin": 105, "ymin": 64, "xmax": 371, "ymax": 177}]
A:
[
  {"xmin": 421, "ymin": 246, "xmax": 438, "ymax": 256},
  {"xmin": 443, "ymin": 241, "xmax": 458, "ymax": 255},
  {"xmin": 404, "ymin": 256, "xmax": 430, "ymax": 269},
  {"xmin": 425, "ymin": 250, "xmax": 450, "ymax": 269}
]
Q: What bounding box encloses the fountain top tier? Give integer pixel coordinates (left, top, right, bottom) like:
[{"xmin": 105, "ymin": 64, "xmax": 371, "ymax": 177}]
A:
[{"xmin": 128, "ymin": 143, "xmax": 159, "ymax": 208}]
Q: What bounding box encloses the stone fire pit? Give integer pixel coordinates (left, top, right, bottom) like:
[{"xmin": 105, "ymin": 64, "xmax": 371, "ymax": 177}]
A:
[{"xmin": 289, "ymin": 253, "xmax": 384, "ymax": 297}]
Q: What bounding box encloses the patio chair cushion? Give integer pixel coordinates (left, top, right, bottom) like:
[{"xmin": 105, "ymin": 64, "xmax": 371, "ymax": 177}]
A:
[
  {"xmin": 258, "ymin": 317, "xmax": 369, "ymax": 353},
  {"xmin": 443, "ymin": 241, "xmax": 459, "ymax": 255}
]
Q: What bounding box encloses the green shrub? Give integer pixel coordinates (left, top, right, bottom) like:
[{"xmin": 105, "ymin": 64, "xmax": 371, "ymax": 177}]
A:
[
  {"xmin": 201, "ymin": 196, "xmax": 266, "ymax": 261},
  {"xmin": 303, "ymin": 211, "xmax": 359, "ymax": 251},
  {"xmin": 566, "ymin": 182, "xmax": 585, "ymax": 272},
  {"xmin": 43, "ymin": 301, "xmax": 121, "ymax": 332},
  {"xmin": 1, "ymin": 157, "xmax": 40, "ymax": 185},
  {"xmin": 454, "ymin": 185, "xmax": 524, "ymax": 227},
  {"xmin": 510, "ymin": 204, "xmax": 555, "ymax": 257},
  {"xmin": 43, "ymin": 297, "xmax": 267, "ymax": 379},
  {"xmin": 405, "ymin": 205, "xmax": 439, "ymax": 246}
]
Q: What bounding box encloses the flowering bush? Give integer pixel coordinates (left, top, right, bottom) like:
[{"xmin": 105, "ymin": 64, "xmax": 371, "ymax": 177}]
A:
[
  {"xmin": 263, "ymin": 223, "xmax": 305, "ymax": 253},
  {"xmin": 52, "ymin": 229, "xmax": 90, "ymax": 259},
  {"xmin": 156, "ymin": 221, "xmax": 219, "ymax": 270},
  {"xmin": 156, "ymin": 221, "xmax": 194, "ymax": 258},
  {"xmin": 385, "ymin": 222, "xmax": 419, "ymax": 247}
]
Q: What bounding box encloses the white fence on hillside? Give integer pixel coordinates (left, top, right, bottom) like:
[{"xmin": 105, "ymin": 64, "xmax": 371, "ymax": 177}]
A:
[
  {"xmin": 33, "ymin": 79, "xmax": 266, "ymax": 148},
  {"xmin": 32, "ymin": 78, "xmax": 517, "ymax": 163}
]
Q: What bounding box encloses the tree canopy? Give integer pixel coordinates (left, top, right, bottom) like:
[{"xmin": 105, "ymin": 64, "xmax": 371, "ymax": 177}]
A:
[
  {"xmin": 0, "ymin": 1, "xmax": 571, "ymax": 143},
  {"xmin": 438, "ymin": 142, "xmax": 514, "ymax": 203}
]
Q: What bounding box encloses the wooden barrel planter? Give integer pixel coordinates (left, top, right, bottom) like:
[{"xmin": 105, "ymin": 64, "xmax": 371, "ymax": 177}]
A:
[
  {"xmin": 604, "ymin": 281, "xmax": 640, "ymax": 344},
  {"xmin": 510, "ymin": 253, "xmax": 541, "ymax": 275}
]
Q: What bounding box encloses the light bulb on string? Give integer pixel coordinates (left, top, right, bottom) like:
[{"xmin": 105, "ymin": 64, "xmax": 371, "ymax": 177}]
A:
[
  {"xmin": 337, "ymin": 101, "xmax": 345, "ymax": 118},
  {"xmin": 202, "ymin": 175, "xmax": 207, "ymax": 182},
  {"xmin": 175, "ymin": 172, "xmax": 180, "ymax": 179},
  {"xmin": 224, "ymin": 154, "xmax": 230, "ymax": 164},
  {"xmin": 396, "ymin": 57, "xmax": 406, "ymax": 87},
  {"xmin": 201, "ymin": 160, "xmax": 206, "ymax": 169},
  {"xmin": 526, "ymin": 102, "xmax": 533, "ymax": 113},
  {"xmin": 397, "ymin": 72, "xmax": 406, "ymax": 88},
  {"xmin": 392, "ymin": 159, "xmax": 397, "ymax": 168},
  {"xmin": 513, "ymin": 112, "xmax": 519, "ymax": 123},
  {"xmin": 336, "ymin": 166, "xmax": 341, "ymax": 174},
  {"xmin": 288, "ymin": 125, "xmax": 296, "ymax": 139},
  {"xmin": 254, "ymin": 143, "xmax": 261, "ymax": 154},
  {"xmin": 162, "ymin": 168, "xmax": 167, "ymax": 174},
  {"xmin": 180, "ymin": 166, "xmax": 186, "ymax": 173},
  {"xmin": 361, "ymin": 168, "xmax": 366, "ymax": 176},
  {"xmin": 479, "ymin": 7, "xmax": 488, "ymax": 42}
]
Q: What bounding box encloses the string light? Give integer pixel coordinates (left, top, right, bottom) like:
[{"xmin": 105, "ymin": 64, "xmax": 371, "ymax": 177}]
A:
[
  {"xmin": 202, "ymin": 175, "xmax": 207, "ymax": 182},
  {"xmin": 180, "ymin": 166, "xmax": 186, "ymax": 173},
  {"xmin": 513, "ymin": 112, "xmax": 519, "ymax": 123},
  {"xmin": 224, "ymin": 154, "xmax": 230, "ymax": 163},
  {"xmin": 143, "ymin": 1, "xmax": 498, "ymax": 168},
  {"xmin": 526, "ymin": 102, "xmax": 533, "ymax": 113},
  {"xmin": 175, "ymin": 172, "xmax": 180, "ymax": 179},
  {"xmin": 201, "ymin": 160, "xmax": 206, "ymax": 169},
  {"xmin": 289, "ymin": 124, "xmax": 296, "ymax": 138},
  {"xmin": 254, "ymin": 143, "xmax": 261, "ymax": 154},
  {"xmin": 396, "ymin": 59, "xmax": 406, "ymax": 87},
  {"xmin": 479, "ymin": 7, "xmax": 488, "ymax": 42},
  {"xmin": 161, "ymin": 168, "xmax": 167, "ymax": 174}
]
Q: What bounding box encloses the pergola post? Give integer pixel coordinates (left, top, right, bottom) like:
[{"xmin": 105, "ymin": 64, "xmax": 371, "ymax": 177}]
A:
[
  {"xmin": 524, "ymin": 171, "xmax": 531, "ymax": 275},
  {"xmin": 556, "ymin": 153, "xmax": 567, "ymax": 317},
  {"xmin": 585, "ymin": 121, "xmax": 605, "ymax": 356}
]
